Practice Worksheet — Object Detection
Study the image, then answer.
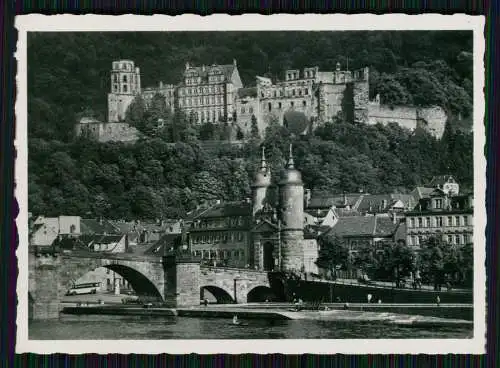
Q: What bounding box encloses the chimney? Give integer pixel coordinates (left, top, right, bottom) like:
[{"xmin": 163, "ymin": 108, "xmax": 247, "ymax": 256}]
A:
[
  {"xmin": 185, "ymin": 62, "xmax": 190, "ymax": 70},
  {"xmin": 159, "ymin": 81, "xmax": 163, "ymax": 88},
  {"xmin": 233, "ymin": 59, "xmax": 237, "ymax": 66},
  {"xmin": 202, "ymin": 65, "xmax": 206, "ymax": 72}
]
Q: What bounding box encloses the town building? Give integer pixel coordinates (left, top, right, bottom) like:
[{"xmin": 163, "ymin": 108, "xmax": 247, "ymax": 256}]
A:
[
  {"xmin": 29, "ymin": 215, "xmax": 81, "ymax": 247},
  {"xmin": 405, "ymin": 189, "xmax": 473, "ymax": 248}
]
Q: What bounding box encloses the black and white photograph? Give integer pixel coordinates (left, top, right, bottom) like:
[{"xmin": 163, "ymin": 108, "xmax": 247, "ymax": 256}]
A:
[{"xmin": 16, "ymin": 14, "xmax": 486, "ymax": 354}]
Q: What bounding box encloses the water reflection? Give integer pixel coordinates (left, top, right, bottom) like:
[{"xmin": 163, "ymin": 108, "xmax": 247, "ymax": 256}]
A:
[{"xmin": 29, "ymin": 315, "xmax": 472, "ymax": 340}]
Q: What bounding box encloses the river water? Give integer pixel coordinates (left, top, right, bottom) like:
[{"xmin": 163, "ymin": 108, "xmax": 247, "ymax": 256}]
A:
[{"xmin": 29, "ymin": 315, "xmax": 472, "ymax": 340}]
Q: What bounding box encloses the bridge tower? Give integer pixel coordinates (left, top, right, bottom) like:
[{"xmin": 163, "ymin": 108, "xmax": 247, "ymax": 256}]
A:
[
  {"xmin": 108, "ymin": 60, "xmax": 142, "ymax": 122},
  {"xmin": 251, "ymin": 147, "xmax": 271, "ymax": 216},
  {"xmin": 278, "ymin": 144, "xmax": 305, "ymax": 272}
]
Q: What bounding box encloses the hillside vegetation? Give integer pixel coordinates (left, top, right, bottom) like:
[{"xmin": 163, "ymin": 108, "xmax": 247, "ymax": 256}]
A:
[{"xmin": 27, "ymin": 32, "xmax": 474, "ymax": 219}]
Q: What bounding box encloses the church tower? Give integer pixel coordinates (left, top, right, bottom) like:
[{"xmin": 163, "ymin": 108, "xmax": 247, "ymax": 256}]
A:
[
  {"xmin": 278, "ymin": 144, "xmax": 305, "ymax": 271},
  {"xmin": 251, "ymin": 147, "xmax": 271, "ymax": 216},
  {"xmin": 108, "ymin": 60, "xmax": 142, "ymax": 122}
]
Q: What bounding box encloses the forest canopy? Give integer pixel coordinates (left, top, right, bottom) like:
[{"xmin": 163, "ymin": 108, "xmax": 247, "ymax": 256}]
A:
[{"xmin": 27, "ymin": 31, "xmax": 474, "ymax": 219}]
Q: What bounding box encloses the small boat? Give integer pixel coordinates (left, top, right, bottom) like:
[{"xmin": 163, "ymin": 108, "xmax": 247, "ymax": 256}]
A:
[{"xmin": 230, "ymin": 315, "xmax": 248, "ymax": 326}]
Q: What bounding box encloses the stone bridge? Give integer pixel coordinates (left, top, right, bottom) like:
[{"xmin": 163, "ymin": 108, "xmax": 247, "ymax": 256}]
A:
[{"xmin": 28, "ymin": 249, "xmax": 272, "ymax": 319}]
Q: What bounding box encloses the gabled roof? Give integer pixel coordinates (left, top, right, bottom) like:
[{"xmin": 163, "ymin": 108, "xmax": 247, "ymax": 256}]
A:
[
  {"xmin": 356, "ymin": 194, "xmax": 413, "ymax": 213},
  {"xmin": 426, "ymin": 175, "xmax": 457, "ymax": 187},
  {"xmin": 195, "ymin": 202, "xmax": 252, "ymax": 219},
  {"xmin": 412, "ymin": 186, "xmax": 436, "ymax": 200},
  {"xmin": 308, "ymin": 193, "xmax": 364, "ymax": 210},
  {"xmin": 184, "ymin": 63, "xmax": 236, "ymax": 82},
  {"xmin": 79, "ymin": 234, "xmax": 124, "ymax": 246},
  {"xmin": 251, "ymin": 219, "xmax": 279, "ymax": 233},
  {"xmin": 325, "ymin": 216, "xmax": 398, "ymax": 238}
]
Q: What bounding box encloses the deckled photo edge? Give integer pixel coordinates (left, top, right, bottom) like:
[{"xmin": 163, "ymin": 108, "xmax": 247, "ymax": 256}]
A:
[{"xmin": 14, "ymin": 13, "xmax": 486, "ymax": 355}]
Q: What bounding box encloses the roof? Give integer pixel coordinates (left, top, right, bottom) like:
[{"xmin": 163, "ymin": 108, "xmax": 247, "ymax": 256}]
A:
[
  {"xmin": 238, "ymin": 87, "xmax": 258, "ymax": 98},
  {"xmin": 184, "ymin": 63, "xmax": 236, "ymax": 83},
  {"xmin": 195, "ymin": 202, "xmax": 252, "ymax": 219},
  {"xmin": 308, "ymin": 193, "xmax": 364, "ymax": 210},
  {"xmin": 426, "ymin": 175, "xmax": 457, "ymax": 187},
  {"xmin": 144, "ymin": 234, "xmax": 183, "ymax": 256},
  {"xmin": 81, "ymin": 219, "xmax": 119, "ymax": 235},
  {"xmin": 326, "ymin": 216, "xmax": 398, "ymax": 238},
  {"xmin": 79, "ymin": 234, "xmax": 124, "ymax": 246},
  {"xmin": 356, "ymin": 194, "xmax": 413, "ymax": 213},
  {"xmin": 283, "ymin": 110, "xmax": 310, "ymax": 136},
  {"xmin": 412, "ymin": 186, "xmax": 436, "ymax": 200}
]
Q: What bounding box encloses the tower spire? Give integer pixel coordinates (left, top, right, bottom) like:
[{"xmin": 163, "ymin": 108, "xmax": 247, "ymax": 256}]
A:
[
  {"xmin": 260, "ymin": 146, "xmax": 267, "ymax": 171},
  {"xmin": 286, "ymin": 144, "xmax": 295, "ymax": 169}
]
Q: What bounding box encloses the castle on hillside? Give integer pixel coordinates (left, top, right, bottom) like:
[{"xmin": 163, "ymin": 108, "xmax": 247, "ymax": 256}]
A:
[{"xmin": 75, "ymin": 59, "xmax": 448, "ymax": 142}]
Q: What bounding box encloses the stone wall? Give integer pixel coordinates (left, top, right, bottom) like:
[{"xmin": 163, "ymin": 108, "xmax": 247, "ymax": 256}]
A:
[
  {"xmin": 280, "ymin": 231, "xmax": 305, "ymax": 272},
  {"xmin": 302, "ymin": 239, "xmax": 319, "ymax": 274},
  {"xmin": 108, "ymin": 93, "xmax": 136, "ymax": 123},
  {"xmin": 417, "ymin": 106, "xmax": 448, "ymax": 139},
  {"xmin": 365, "ymin": 103, "xmax": 448, "ymax": 139},
  {"xmin": 317, "ymin": 84, "xmax": 346, "ymax": 122},
  {"xmin": 75, "ymin": 121, "xmax": 140, "ymax": 143},
  {"xmin": 366, "ymin": 104, "xmax": 419, "ymax": 131}
]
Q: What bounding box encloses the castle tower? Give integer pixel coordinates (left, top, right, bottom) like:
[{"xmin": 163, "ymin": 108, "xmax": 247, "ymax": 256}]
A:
[
  {"xmin": 278, "ymin": 144, "xmax": 305, "ymax": 272},
  {"xmin": 108, "ymin": 60, "xmax": 142, "ymax": 122},
  {"xmin": 251, "ymin": 147, "xmax": 271, "ymax": 216}
]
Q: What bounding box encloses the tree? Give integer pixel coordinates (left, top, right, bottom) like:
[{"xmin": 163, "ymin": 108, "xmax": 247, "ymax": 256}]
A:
[
  {"xmin": 316, "ymin": 234, "xmax": 349, "ymax": 279},
  {"xmin": 376, "ymin": 241, "xmax": 415, "ymax": 287},
  {"xmin": 418, "ymin": 236, "xmax": 446, "ymax": 290}
]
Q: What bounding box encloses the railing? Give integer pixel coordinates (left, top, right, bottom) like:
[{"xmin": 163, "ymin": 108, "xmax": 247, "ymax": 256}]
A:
[{"xmin": 200, "ymin": 265, "xmax": 268, "ymax": 274}]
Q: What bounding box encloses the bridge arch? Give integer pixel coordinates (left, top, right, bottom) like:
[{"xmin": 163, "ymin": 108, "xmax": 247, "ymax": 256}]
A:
[
  {"xmin": 58, "ymin": 257, "xmax": 164, "ymax": 301},
  {"xmin": 200, "ymin": 285, "xmax": 234, "ymax": 304},
  {"xmin": 247, "ymin": 285, "xmax": 277, "ymax": 302}
]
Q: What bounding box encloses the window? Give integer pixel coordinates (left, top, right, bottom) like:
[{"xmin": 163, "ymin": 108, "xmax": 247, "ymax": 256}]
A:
[
  {"xmin": 436, "ymin": 217, "xmax": 443, "ymax": 227},
  {"xmin": 455, "ymin": 235, "xmax": 461, "ymax": 245},
  {"xmin": 303, "ymin": 100, "xmax": 307, "ymax": 107},
  {"xmin": 241, "ymin": 107, "xmax": 245, "ymax": 114},
  {"xmin": 418, "ymin": 217, "xmax": 423, "ymax": 227},
  {"xmin": 278, "ymin": 102, "xmax": 282, "ymax": 109},
  {"xmin": 305, "ymin": 88, "xmax": 309, "ymax": 95},
  {"xmin": 113, "ymin": 75, "xmax": 118, "ymax": 83},
  {"xmin": 447, "ymin": 216, "xmax": 453, "ymax": 226},
  {"xmin": 447, "ymin": 235, "xmax": 453, "ymax": 244},
  {"xmin": 463, "ymin": 216, "xmax": 468, "ymax": 226},
  {"xmin": 299, "ymin": 89, "xmax": 302, "ymax": 96},
  {"xmin": 291, "ymin": 101, "xmax": 294, "ymax": 107},
  {"xmin": 249, "ymin": 107, "xmax": 253, "ymax": 114},
  {"xmin": 268, "ymin": 102, "xmax": 272, "ymax": 112},
  {"xmin": 435, "ymin": 199, "xmax": 443, "ymax": 209},
  {"xmin": 292, "ymin": 89, "xmax": 296, "ymax": 96},
  {"xmin": 455, "ymin": 216, "xmax": 461, "ymax": 226},
  {"xmin": 123, "ymin": 85, "xmax": 127, "ymax": 93},
  {"xmin": 425, "ymin": 217, "xmax": 431, "ymax": 227}
]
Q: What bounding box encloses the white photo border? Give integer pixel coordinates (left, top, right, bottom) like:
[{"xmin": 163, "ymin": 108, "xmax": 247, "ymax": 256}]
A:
[{"xmin": 14, "ymin": 13, "xmax": 487, "ymax": 354}]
